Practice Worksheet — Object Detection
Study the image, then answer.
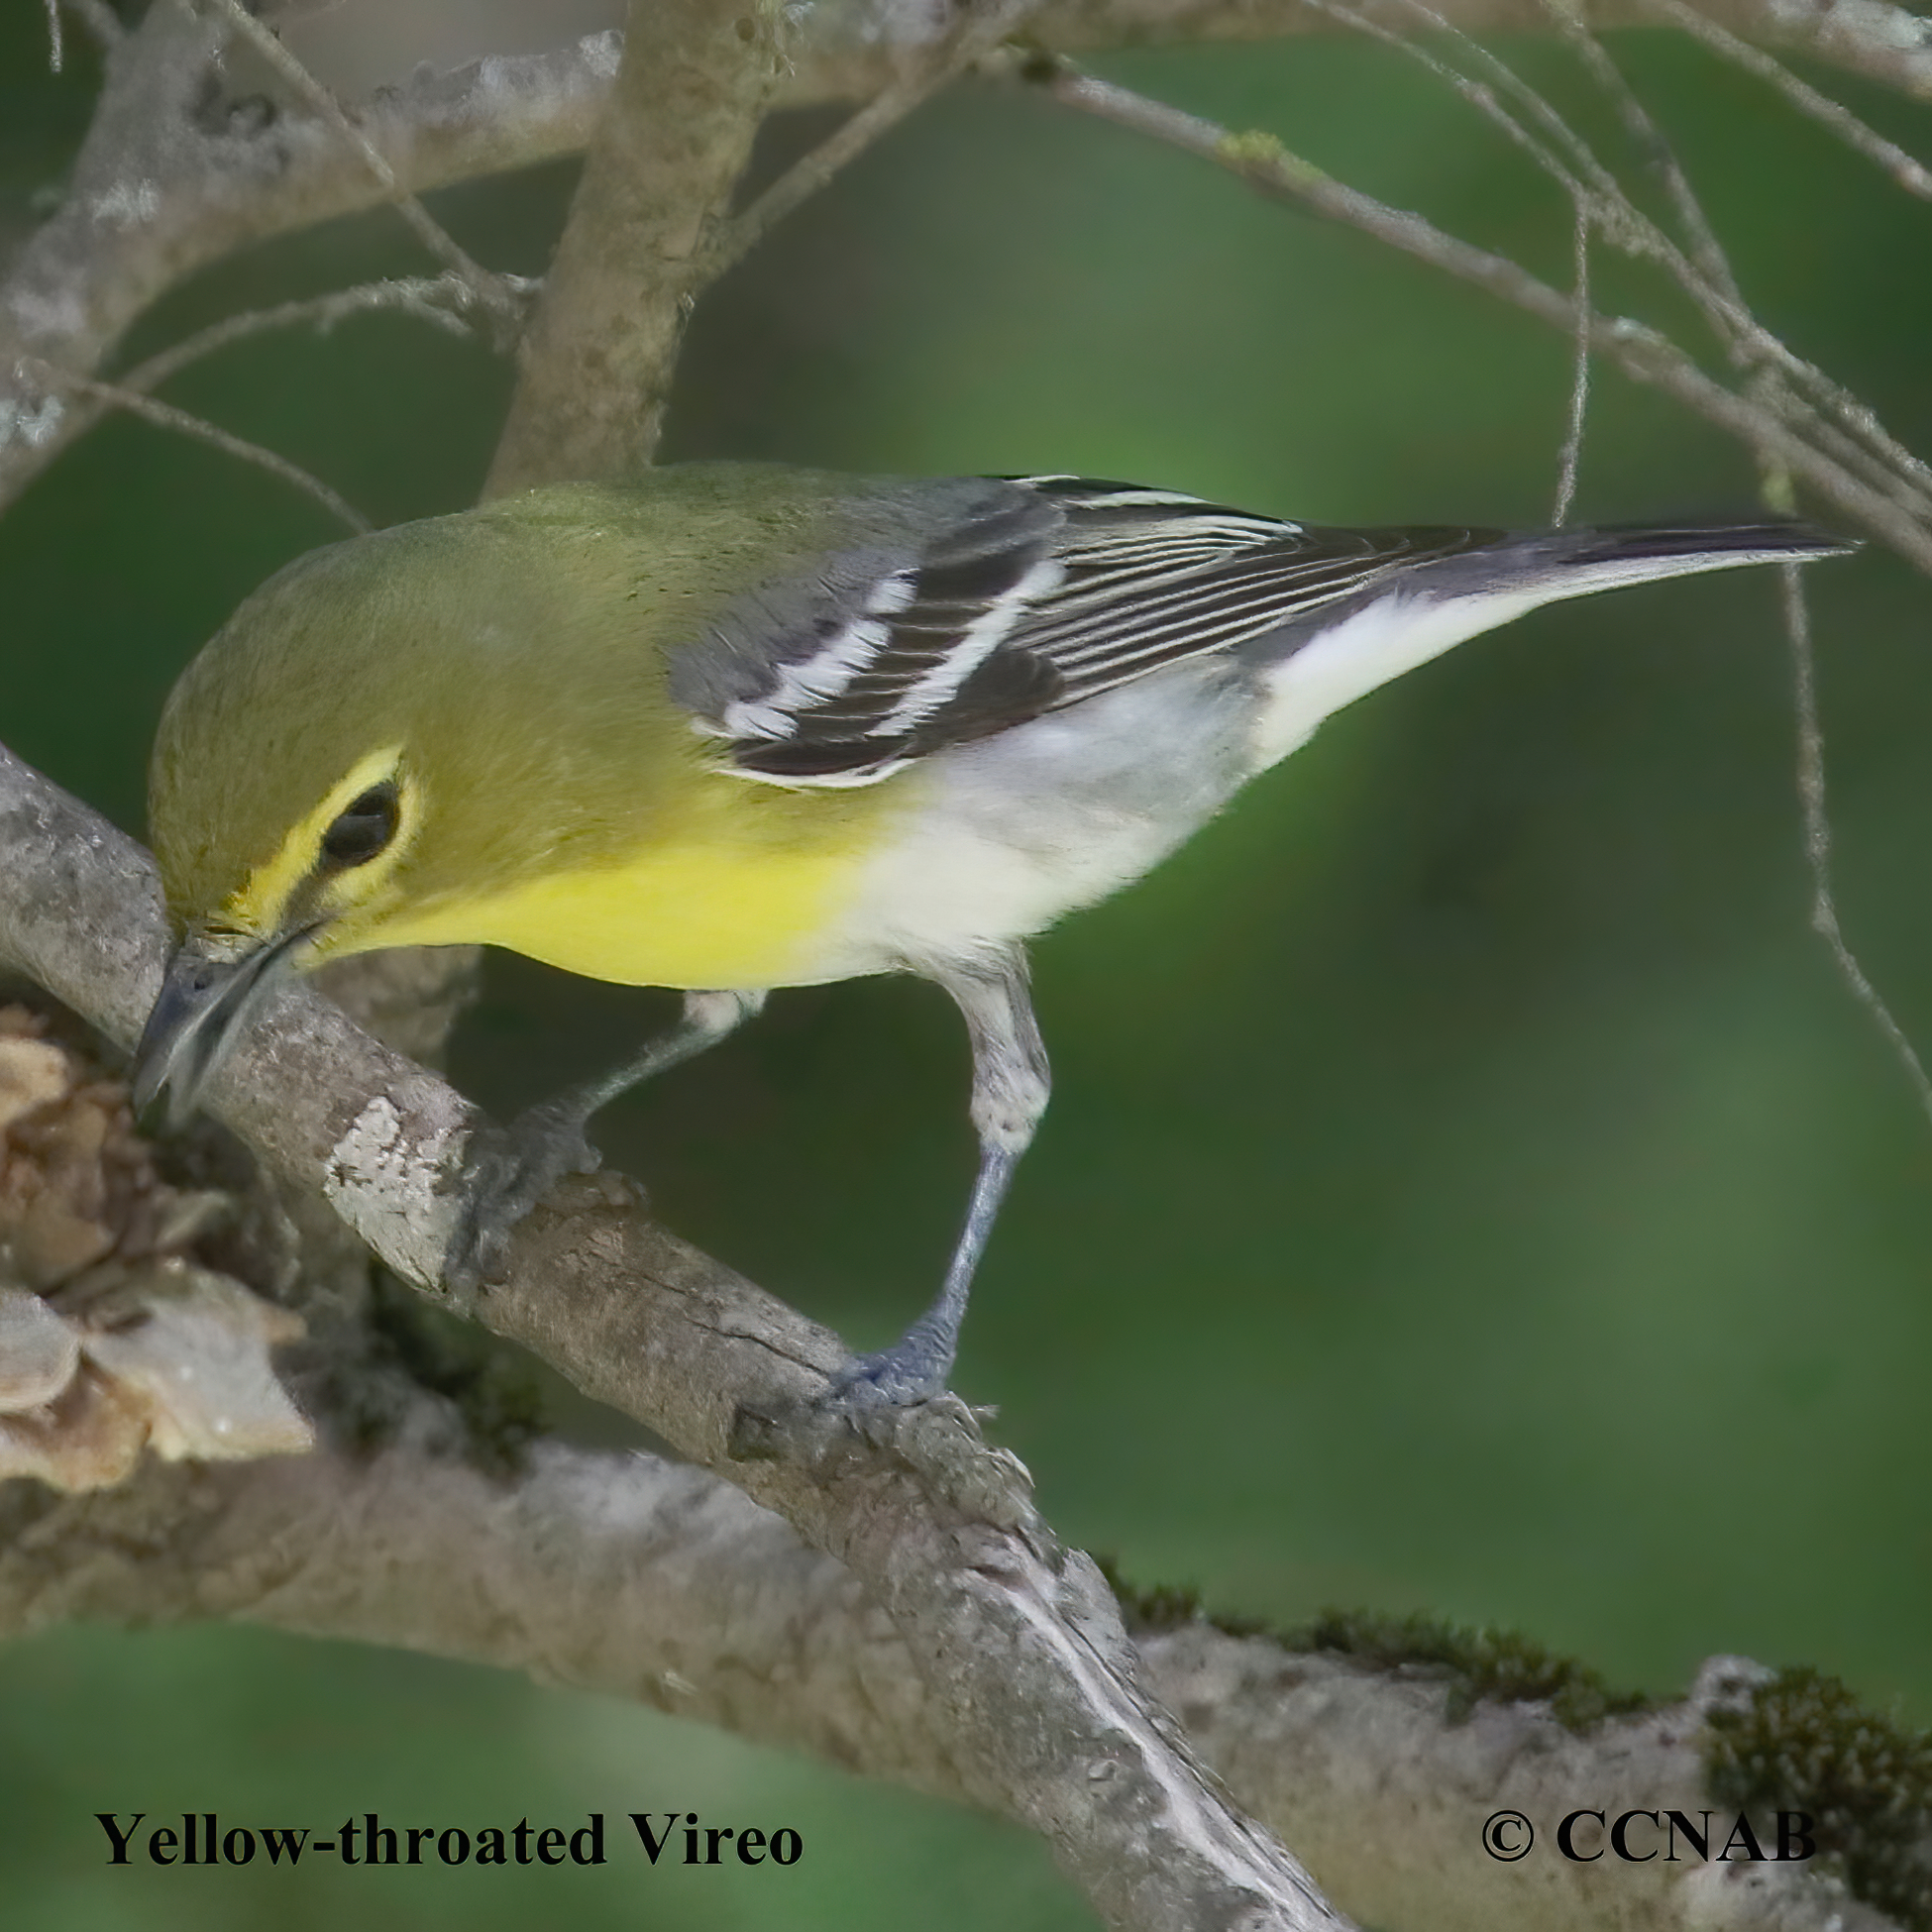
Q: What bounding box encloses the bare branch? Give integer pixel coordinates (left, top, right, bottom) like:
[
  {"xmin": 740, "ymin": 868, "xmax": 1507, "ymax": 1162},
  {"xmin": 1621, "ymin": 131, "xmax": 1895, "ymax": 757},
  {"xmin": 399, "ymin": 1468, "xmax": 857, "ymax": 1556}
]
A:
[
  {"xmin": 1777, "ymin": 564, "xmax": 1932, "ymax": 1126},
  {"xmin": 1657, "ymin": 0, "xmax": 1932, "ymax": 197},
  {"xmin": 115, "ymin": 272, "xmax": 525, "ymax": 398},
  {"xmin": 1328, "ymin": 0, "xmax": 1844, "ymax": 457},
  {"xmin": 1148, "ymin": 1633, "xmax": 1902, "ymax": 1932},
  {"xmin": 484, "ymin": 0, "xmax": 790, "ymax": 492},
  {"xmin": 467, "ymin": 10, "xmax": 1353, "ymax": 1918},
  {"xmin": 20, "ymin": 357, "xmax": 371, "ymax": 533},
  {"xmin": 7, "ymin": 0, "xmax": 1932, "ymax": 515},
  {"xmin": 1553, "ymin": 203, "xmax": 1590, "ymax": 522},
  {"xmin": 0, "ymin": 19, "xmax": 620, "ymax": 512},
  {"xmin": 0, "ymin": 1380, "xmax": 1898, "ymax": 1932},
  {"xmin": 1307, "ymin": 0, "xmax": 1595, "ymax": 201},
  {"xmin": 1545, "ymin": 2, "xmax": 1750, "ymax": 319},
  {"xmin": 0, "ymin": 1408, "xmax": 949, "ymax": 1790},
  {"xmin": 0, "ymin": 5, "xmax": 1922, "ymax": 1928},
  {"xmin": 698, "ymin": 0, "xmax": 1047, "ymax": 284},
  {"xmin": 1027, "ymin": 60, "xmax": 1932, "ymax": 573},
  {"xmin": 205, "ymin": 0, "xmax": 526, "ymax": 328},
  {"xmin": 792, "ymin": 0, "xmax": 1932, "ymax": 106},
  {"xmin": 1266, "ymin": 0, "xmax": 1932, "ymax": 545}
]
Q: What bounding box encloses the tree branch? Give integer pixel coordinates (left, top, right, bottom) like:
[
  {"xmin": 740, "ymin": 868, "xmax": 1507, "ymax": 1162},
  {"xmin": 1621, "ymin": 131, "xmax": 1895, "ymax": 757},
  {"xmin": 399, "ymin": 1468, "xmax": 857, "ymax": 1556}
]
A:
[
  {"xmin": 7, "ymin": 1, "xmax": 1932, "ymax": 514},
  {"xmin": 209, "ymin": 0, "xmax": 524, "ymax": 326},
  {"xmin": 21, "ymin": 356, "xmax": 372, "ymax": 533},
  {"xmin": 0, "ymin": 11, "xmax": 619, "ymax": 511},
  {"xmin": 777, "ymin": 0, "xmax": 1932, "ymax": 106},
  {"xmin": 0, "ymin": 1371, "xmax": 1898, "ymax": 1932},
  {"xmin": 485, "ymin": 0, "xmax": 789, "ymax": 492},
  {"xmin": 462, "ymin": 8, "xmax": 1355, "ymax": 1917},
  {"xmin": 358, "ymin": 0, "xmax": 1354, "ymax": 1900},
  {"xmin": 695, "ymin": 0, "xmax": 1048, "ymax": 285},
  {"xmin": 1026, "ymin": 58, "xmax": 1932, "ymax": 574}
]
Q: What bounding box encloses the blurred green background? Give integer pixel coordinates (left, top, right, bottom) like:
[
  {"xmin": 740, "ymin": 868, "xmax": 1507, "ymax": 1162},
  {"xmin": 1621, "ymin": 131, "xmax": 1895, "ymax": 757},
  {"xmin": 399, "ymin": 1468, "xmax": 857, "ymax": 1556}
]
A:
[{"xmin": 4, "ymin": 4, "xmax": 1931, "ymax": 1927}]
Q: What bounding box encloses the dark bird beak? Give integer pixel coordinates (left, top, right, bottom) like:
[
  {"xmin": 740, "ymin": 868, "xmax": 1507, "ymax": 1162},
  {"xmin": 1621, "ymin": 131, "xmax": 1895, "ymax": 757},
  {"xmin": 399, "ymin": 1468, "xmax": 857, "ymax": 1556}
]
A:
[{"xmin": 131, "ymin": 927, "xmax": 313, "ymax": 1129}]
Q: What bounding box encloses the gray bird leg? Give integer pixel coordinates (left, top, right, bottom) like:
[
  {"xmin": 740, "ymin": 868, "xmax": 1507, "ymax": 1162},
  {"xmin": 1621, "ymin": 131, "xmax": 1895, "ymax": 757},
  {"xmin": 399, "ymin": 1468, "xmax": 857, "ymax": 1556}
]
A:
[
  {"xmin": 830, "ymin": 948, "xmax": 1049, "ymax": 1409},
  {"xmin": 447, "ymin": 988, "xmax": 765, "ymax": 1292}
]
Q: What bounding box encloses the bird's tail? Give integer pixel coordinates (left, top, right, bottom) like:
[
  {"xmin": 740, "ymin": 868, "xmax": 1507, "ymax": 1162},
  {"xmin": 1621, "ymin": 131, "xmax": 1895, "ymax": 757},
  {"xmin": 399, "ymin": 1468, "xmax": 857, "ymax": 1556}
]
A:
[
  {"xmin": 1509, "ymin": 518, "xmax": 1854, "ymax": 592},
  {"xmin": 1250, "ymin": 516, "xmax": 1855, "ymax": 768}
]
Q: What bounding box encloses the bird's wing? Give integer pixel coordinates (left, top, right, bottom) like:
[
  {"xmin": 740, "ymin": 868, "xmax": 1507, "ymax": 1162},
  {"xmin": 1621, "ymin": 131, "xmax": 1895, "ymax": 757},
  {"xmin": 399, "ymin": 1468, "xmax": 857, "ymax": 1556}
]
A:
[
  {"xmin": 670, "ymin": 475, "xmax": 1502, "ymax": 787},
  {"xmin": 1008, "ymin": 480, "xmax": 1497, "ymax": 711}
]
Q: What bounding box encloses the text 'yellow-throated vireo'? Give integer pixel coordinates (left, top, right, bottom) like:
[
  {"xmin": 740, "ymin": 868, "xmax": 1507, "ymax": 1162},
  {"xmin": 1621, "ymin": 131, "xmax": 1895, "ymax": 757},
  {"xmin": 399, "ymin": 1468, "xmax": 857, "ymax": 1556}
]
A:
[{"xmin": 132, "ymin": 464, "xmax": 1851, "ymax": 1410}]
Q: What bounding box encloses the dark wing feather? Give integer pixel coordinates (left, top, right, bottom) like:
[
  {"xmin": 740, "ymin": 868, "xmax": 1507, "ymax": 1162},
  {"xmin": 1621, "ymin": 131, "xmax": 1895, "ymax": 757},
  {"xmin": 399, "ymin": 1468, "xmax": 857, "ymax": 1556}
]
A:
[
  {"xmin": 679, "ymin": 475, "xmax": 1503, "ymax": 786},
  {"xmin": 673, "ymin": 478, "xmax": 1066, "ymax": 784}
]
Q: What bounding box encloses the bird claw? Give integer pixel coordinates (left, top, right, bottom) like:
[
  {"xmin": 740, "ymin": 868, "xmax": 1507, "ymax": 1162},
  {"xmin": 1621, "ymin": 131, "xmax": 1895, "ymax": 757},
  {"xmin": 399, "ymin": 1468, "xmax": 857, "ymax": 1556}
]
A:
[
  {"xmin": 818, "ymin": 1322, "xmax": 957, "ymax": 1416},
  {"xmin": 444, "ymin": 1101, "xmax": 605, "ymax": 1298}
]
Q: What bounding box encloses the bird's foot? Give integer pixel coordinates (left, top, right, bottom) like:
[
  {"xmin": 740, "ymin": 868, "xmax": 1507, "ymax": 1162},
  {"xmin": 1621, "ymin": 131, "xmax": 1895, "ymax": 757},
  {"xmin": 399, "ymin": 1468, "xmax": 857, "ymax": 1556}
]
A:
[
  {"xmin": 819, "ymin": 1318, "xmax": 957, "ymax": 1416},
  {"xmin": 727, "ymin": 1319, "xmax": 1031, "ymax": 1521},
  {"xmin": 732, "ymin": 1382, "xmax": 1030, "ymax": 1524},
  {"xmin": 444, "ymin": 1101, "xmax": 606, "ymax": 1301}
]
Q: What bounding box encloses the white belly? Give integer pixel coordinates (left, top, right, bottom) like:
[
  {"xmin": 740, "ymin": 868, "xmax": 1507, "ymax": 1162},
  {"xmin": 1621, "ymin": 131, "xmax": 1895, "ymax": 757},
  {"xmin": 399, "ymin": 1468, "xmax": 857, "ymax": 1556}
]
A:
[{"xmin": 818, "ymin": 667, "xmax": 1255, "ymax": 975}]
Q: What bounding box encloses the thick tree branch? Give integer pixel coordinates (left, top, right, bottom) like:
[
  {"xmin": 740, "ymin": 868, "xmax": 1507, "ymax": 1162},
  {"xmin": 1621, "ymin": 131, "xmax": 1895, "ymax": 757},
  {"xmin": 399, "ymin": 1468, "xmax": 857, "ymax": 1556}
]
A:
[
  {"xmin": 0, "ymin": 11, "xmax": 617, "ymax": 511},
  {"xmin": 0, "ymin": 1398, "xmax": 960, "ymax": 1797},
  {"xmin": 0, "ymin": 1378, "xmax": 1897, "ymax": 1932},
  {"xmin": 485, "ymin": 0, "xmax": 788, "ymax": 491}
]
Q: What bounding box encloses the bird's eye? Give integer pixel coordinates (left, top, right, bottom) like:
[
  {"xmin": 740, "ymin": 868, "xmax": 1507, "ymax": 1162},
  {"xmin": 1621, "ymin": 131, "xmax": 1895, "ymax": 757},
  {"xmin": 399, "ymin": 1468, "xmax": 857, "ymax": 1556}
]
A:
[{"xmin": 319, "ymin": 783, "xmax": 400, "ymax": 870}]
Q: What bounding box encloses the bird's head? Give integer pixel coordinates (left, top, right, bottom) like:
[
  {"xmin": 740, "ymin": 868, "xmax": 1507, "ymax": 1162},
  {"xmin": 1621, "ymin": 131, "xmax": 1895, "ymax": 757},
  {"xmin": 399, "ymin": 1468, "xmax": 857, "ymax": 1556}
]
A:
[{"xmin": 131, "ymin": 522, "xmax": 461, "ymax": 1127}]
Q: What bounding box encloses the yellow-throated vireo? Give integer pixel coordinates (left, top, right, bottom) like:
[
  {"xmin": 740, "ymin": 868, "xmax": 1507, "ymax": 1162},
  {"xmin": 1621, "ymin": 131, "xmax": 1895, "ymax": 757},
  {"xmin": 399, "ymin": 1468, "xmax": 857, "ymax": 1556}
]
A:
[{"xmin": 132, "ymin": 464, "xmax": 1850, "ymax": 1409}]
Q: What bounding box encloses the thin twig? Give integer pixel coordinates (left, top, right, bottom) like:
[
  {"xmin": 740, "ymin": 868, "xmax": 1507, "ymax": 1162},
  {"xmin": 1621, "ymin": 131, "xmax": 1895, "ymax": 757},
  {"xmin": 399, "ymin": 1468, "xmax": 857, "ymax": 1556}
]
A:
[
  {"xmin": 115, "ymin": 273, "xmax": 527, "ymax": 398},
  {"xmin": 1353, "ymin": 0, "xmax": 1617, "ymax": 519},
  {"xmin": 1553, "ymin": 203, "xmax": 1590, "ymax": 523},
  {"xmin": 1656, "ymin": 0, "xmax": 1932, "ymax": 201},
  {"xmin": 1778, "ymin": 560, "xmax": 1932, "ymax": 1125},
  {"xmin": 43, "ymin": 0, "xmax": 61, "ymax": 73},
  {"xmin": 1313, "ymin": 0, "xmax": 1764, "ymax": 413},
  {"xmin": 1544, "ymin": 1, "xmax": 1748, "ymax": 315},
  {"xmin": 1560, "ymin": 9, "xmax": 1932, "ymax": 502},
  {"xmin": 208, "ymin": 0, "xmax": 525, "ymax": 332},
  {"xmin": 1335, "ymin": 0, "xmax": 1739, "ymax": 364},
  {"xmin": 1535, "ymin": 6, "xmax": 1932, "ymax": 526},
  {"xmin": 1025, "ymin": 59, "xmax": 1932, "ymax": 572},
  {"xmin": 1329, "ymin": 0, "xmax": 1657, "ymax": 267},
  {"xmin": 1034, "ymin": 51, "xmax": 1932, "ymax": 1182},
  {"xmin": 1326, "ymin": 0, "xmax": 1932, "ymax": 525},
  {"xmin": 1303, "ymin": 0, "xmax": 1602, "ymax": 229},
  {"xmin": 698, "ymin": 0, "xmax": 1045, "ymax": 283},
  {"xmin": 23, "ymin": 361, "xmax": 370, "ymax": 535},
  {"xmin": 1528, "ymin": 4, "xmax": 1932, "ymax": 559},
  {"xmin": 1559, "ymin": 7, "xmax": 1932, "ymax": 523}
]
